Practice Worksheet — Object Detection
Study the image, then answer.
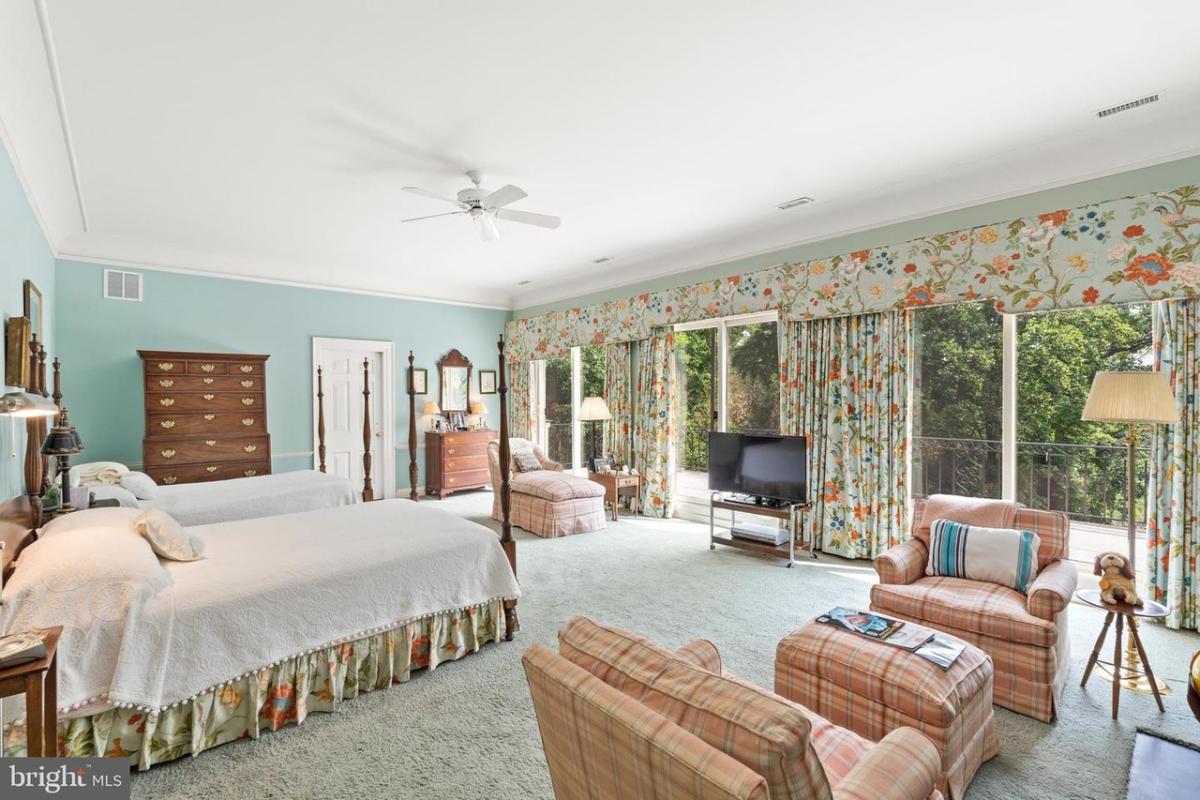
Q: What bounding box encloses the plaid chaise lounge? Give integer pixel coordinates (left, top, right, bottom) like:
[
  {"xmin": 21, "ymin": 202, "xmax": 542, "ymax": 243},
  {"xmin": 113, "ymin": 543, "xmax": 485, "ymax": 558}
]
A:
[
  {"xmin": 870, "ymin": 497, "xmax": 1077, "ymax": 722},
  {"xmin": 487, "ymin": 440, "xmax": 606, "ymax": 538}
]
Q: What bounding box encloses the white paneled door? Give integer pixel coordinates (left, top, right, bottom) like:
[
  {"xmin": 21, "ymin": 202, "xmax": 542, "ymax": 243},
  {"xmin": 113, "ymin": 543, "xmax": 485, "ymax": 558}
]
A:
[{"xmin": 312, "ymin": 338, "xmax": 394, "ymax": 499}]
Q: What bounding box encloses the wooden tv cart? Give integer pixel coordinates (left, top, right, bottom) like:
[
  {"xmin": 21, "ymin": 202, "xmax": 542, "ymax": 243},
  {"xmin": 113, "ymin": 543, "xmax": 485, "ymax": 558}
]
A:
[{"xmin": 709, "ymin": 493, "xmax": 814, "ymax": 567}]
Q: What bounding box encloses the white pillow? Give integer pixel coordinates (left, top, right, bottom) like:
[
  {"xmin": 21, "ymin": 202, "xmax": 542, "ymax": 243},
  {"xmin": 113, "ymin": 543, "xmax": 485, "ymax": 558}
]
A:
[
  {"xmin": 119, "ymin": 471, "xmax": 158, "ymax": 500},
  {"xmin": 134, "ymin": 509, "xmax": 205, "ymax": 562},
  {"xmin": 87, "ymin": 484, "xmax": 141, "ymax": 509},
  {"xmin": 39, "ymin": 506, "xmax": 143, "ymax": 537},
  {"xmin": 926, "ymin": 519, "xmax": 1041, "ymax": 593}
]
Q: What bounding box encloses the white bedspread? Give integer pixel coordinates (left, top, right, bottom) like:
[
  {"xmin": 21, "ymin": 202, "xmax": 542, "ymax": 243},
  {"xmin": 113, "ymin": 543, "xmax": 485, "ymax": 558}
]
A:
[
  {"xmin": 140, "ymin": 469, "xmax": 359, "ymax": 526},
  {"xmin": 2, "ymin": 499, "xmax": 520, "ymax": 712}
]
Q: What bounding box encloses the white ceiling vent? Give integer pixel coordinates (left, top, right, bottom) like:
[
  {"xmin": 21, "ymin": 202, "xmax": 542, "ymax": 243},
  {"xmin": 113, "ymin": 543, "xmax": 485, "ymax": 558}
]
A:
[
  {"xmin": 777, "ymin": 196, "xmax": 815, "ymax": 211},
  {"xmin": 103, "ymin": 269, "xmax": 143, "ymax": 301},
  {"xmin": 1096, "ymin": 93, "xmax": 1160, "ymax": 119}
]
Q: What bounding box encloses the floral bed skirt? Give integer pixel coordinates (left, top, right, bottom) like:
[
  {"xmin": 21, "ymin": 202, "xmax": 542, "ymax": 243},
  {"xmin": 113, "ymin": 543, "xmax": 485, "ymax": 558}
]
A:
[{"xmin": 3, "ymin": 600, "xmax": 504, "ymax": 769}]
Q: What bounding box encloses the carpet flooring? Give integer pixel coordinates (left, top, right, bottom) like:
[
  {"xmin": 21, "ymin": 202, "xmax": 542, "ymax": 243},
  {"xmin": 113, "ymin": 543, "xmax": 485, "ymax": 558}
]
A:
[{"xmin": 130, "ymin": 493, "xmax": 1200, "ymax": 800}]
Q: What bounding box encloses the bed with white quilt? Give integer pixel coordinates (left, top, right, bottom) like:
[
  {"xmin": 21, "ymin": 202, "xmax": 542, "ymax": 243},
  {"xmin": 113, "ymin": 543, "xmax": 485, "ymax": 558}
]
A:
[
  {"xmin": 0, "ymin": 499, "xmax": 520, "ymax": 767},
  {"xmin": 81, "ymin": 464, "xmax": 359, "ymax": 526}
]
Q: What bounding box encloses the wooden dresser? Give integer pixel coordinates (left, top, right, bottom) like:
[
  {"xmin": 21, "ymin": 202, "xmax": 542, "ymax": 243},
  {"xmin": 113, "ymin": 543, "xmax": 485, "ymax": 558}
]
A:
[
  {"xmin": 425, "ymin": 429, "xmax": 497, "ymax": 498},
  {"xmin": 139, "ymin": 350, "xmax": 272, "ymax": 485}
]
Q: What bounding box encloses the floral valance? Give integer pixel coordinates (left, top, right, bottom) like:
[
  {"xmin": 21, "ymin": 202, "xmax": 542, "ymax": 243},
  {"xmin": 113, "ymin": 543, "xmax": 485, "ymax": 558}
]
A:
[{"xmin": 505, "ymin": 184, "xmax": 1200, "ymax": 361}]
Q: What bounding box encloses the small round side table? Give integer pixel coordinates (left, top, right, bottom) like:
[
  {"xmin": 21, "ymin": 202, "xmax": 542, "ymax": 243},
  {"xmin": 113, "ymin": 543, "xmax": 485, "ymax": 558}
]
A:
[{"xmin": 1078, "ymin": 589, "xmax": 1168, "ymax": 720}]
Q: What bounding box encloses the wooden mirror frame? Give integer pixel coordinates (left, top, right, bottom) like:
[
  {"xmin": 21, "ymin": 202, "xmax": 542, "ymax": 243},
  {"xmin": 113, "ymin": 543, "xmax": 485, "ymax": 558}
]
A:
[{"xmin": 436, "ymin": 348, "xmax": 472, "ymax": 415}]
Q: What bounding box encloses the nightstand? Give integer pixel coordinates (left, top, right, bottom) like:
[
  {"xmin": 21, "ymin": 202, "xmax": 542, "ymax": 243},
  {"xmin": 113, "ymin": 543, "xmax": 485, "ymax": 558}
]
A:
[
  {"xmin": 588, "ymin": 472, "xmax": 641, "ymax": 521},
  {"xmin": 0, "ymin": 626, "xmax": 62, "ymax": 756}
]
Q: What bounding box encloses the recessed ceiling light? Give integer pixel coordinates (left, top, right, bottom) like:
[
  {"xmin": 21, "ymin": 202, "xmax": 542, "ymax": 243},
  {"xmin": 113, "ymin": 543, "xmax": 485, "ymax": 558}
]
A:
[
  {"xmin": 592, "ymin": 256, "xmax": 615, "ymax": 264},
  {"xmin": 517, "ymin": 279, "xmax": 533, "ymax": 286},
  {"xmin": 777, "ymin": 196, "xmax": 814, "ymax": 211},
  {"xmin": 1096, "ymin": 92, "xmax": 1161, "ymax": 119}
]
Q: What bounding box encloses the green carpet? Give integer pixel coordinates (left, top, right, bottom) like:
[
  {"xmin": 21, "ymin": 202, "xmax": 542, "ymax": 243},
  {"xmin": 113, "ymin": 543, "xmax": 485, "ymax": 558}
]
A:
[{"xmin": 129, "ymin": 493, "xmax": 1200, "ymax": 800}]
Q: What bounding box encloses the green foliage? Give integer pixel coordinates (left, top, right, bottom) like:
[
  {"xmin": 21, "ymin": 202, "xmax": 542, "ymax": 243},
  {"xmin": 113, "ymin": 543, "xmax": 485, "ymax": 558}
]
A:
[{"xmin": 677, "ymin": 330, "xmax": 714, "ymax": 471}]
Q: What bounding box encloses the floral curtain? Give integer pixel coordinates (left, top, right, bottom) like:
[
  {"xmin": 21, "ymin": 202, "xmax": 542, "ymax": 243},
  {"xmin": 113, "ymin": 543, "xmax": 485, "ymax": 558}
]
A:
[
  {"xmin": 633, "ymin": 329, "xmax": 677, "ymax": 517},
  {"xmin": 507, "ymin": 361, "xmax": 533, "ymax": 441},
  {"xmin": 1147, "ymin": 299, "xmax": 1200, "ymax": 630},
  {"xmin": 780, "ymin": 310, "xmax": 911, "ymax": 559},
  {"xmin": 604, "ymin": 342, "xmax": 634, "ymax": 464}
]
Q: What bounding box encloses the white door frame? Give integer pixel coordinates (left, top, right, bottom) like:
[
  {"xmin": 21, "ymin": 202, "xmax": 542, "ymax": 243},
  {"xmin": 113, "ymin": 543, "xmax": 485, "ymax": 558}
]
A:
[
  {"xmin": 311, "ymin": 337, "xmax": 396, "ymax": 499},
  {"xmin": 675, "ymin": 310, "xmax": 778, "ymax": 432}
]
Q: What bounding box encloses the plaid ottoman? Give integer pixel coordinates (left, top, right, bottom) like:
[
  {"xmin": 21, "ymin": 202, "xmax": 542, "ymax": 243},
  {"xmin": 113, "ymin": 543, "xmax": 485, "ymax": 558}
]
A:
[{"xmin": 775, "ymin": 621, "xmax": 998, "ymax": 800}]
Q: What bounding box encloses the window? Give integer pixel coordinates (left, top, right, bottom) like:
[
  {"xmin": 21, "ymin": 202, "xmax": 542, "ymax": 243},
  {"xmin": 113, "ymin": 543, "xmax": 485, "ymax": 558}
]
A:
[
  {"xmin": 542, "ymin": 355, "xmax": 573, "ymax": 466},
  {"xmin": 534, "ymin": 345, "xmax": 607, "ymax": 470}
]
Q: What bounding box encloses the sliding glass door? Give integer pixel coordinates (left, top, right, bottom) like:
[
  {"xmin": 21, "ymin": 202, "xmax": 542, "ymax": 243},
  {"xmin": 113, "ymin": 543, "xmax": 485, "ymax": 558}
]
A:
[{"xmin": 532, "ymin": 345, "xmax": 607, "ymax": 471}]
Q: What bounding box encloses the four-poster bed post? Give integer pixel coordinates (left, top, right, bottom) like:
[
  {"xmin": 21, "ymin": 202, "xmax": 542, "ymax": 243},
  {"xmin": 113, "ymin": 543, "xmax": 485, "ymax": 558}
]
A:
[
  {"xmin": 24, "ymin": 334, "xmax": 45, "ymax": 527},
  {"xmin": 361, "ymin": 358, "xmax": 374, "ymax": 502},
  {"xmin": 316, "ymin": 366, "xmax": 326, "ymax": 473},
  {"xmin": 407, "ymin": 350, "xmax": 418, "ymax": 502},
  {"xmin": 497, "ymin": 335, "xmax": 517, "ymax": 639}
]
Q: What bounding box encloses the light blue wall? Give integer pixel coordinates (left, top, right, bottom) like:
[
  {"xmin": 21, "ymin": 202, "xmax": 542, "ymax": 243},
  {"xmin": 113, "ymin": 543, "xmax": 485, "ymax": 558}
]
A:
[
  {"xmin": 0, "ymin": 144, "xmax": 56, "ymax": 498},
  {"xmin": 54, "ymin": 261, "xmax": 508, "ymax": 492},
  {"xmin": 515, "ymin": 155, "xmax": 1200, "ymax": 316}
]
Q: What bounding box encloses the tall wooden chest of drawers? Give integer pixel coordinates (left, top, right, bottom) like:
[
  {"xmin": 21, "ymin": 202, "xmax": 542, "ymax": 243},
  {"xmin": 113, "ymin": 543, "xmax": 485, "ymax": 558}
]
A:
[
  {"xmin": 139, "ymin": 350, "xmax": 272, "ymax": 485},
  {"xmin": 425, "ymin": 429, "xmax": 497, "ymax": 498}
]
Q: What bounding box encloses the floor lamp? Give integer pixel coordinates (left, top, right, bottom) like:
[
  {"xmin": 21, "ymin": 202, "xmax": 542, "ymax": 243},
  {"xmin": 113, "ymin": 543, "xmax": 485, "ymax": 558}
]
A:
[
  {"xmin": 1082, "ymin": 370, "xmax": 1178, "ymax": 694},
  {"xmin": 579, "ymin": 397, "xmax": 612, "ymax": 470}
]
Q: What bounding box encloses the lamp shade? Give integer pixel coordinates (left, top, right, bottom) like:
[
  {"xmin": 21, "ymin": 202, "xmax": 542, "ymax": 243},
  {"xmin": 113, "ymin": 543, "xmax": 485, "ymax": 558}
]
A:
[
  {"xmin": 0, "ymin": 391, "xmax": 58, "ymax": 418},
  {"xmin": 1082, "ymin": 371, "xmax": 1179, "ymax": 424},
  {"xmin": 470, "ymin": 401, "xmax": 486, "ymax": 415},
  {"xmin": 41, "ymin": 425, "xmax": 83, "ymax": 456},
  {"xmin": 422, "ymin": 400, "xmax": 441, "ymax": 415},
  {"xmin": 579, "ymin": 396, "xmax": 612, "ymax": 421}
]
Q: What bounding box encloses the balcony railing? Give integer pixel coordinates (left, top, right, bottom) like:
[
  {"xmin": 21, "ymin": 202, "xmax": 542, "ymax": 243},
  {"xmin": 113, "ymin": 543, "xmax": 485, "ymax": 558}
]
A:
[{"xmin": 913, "ymin": 436, "xmax": 1148, "ymax": 528}]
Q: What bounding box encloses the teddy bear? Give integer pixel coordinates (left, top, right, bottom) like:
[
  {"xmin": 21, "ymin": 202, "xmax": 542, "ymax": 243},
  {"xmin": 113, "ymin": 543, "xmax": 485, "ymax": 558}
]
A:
[{"xmin": 1093, "ymin": 551, "xmax": 1141, "ymax": 607}]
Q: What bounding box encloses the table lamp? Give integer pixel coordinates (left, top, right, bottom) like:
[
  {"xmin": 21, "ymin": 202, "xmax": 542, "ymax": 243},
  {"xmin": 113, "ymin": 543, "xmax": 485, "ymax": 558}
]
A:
[
  {"xmin": 41, "ymin": 406, "xmax": 85, "ymax": 511},
  {"xmin": 423, "ymin": 400, "xmax": 442, "ymax": 431},
  {"xmin": 469, "ymin": 401, "xmax": 486, "ymax": 430},
  {"xmin": 578, "ymin": 396, "xmax": 612, "ymax": 467},
  {"xmin": 1082, "ymin": 370, "xmax": 1178, "ymax": 694}
]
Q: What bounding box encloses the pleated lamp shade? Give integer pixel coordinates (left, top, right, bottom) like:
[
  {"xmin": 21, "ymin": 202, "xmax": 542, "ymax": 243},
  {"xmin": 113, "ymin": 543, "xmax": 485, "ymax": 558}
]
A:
[
  {"xmin": 579, "ymin": 397, "xmax": 612, "ymax": 421},
  {"xmin": 1082, "ymin": 371, "xmax": 1179, "ymax": 424},
  {"xmin": 422, "ymin": 401, "xmax": 441, "ymax": 416}
]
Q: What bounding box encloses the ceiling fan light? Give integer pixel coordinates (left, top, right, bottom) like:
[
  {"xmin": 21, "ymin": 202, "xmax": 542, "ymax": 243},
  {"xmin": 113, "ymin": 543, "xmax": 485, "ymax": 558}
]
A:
[{"xmin": 478, "ymin": 211, "xmax": 500, "ymax": 241}]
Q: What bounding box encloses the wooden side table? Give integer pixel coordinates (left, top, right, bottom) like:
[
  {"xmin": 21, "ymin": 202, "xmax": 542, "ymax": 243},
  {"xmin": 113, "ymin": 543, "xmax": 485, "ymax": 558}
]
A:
[
  {"xmin": 588, "ymin": 472, "xmax": 640, "ymax": 521},
  {"xmin": 1078, "ymin": 590, "xmax": 1167, "ymax": 719},
  {"xmin": 0, "ymin": 626, "xmax": 62, "ymax": 756}
]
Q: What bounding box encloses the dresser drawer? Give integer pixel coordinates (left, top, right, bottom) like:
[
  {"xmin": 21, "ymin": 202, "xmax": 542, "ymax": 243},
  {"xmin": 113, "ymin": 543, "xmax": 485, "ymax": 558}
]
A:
[
  {"xmin": 147, "ymin": 412, "xmax": 267, "ymax": 436},
  {"xmin": 147, "ymin": 393, "xmax": 264, "ymax": 413},
  {"xmin": 442, "ymin": 440, "xmax": 490, "ymax": 457},
  {"xmin": 442, "ymin": 468, "xmax": 490, "ymax": 491},
  {"xmin": 441, "ymin": 431, "xmax": 496, "ymax": 448},
  {"xmin": 443, "ymin": 453, "xmax": 488, "ymax": 473},
  {"xmin": 145, "ymin": 435, "xmax": 270, "ymax": 467},
  {"xmin": 186, "ymin": 360, "xmax": 228, "ymax": 375},
  {"xmin": 147, "ymin": 375, "xmax": 264, "ymax": 393},
  {"xmin": 228, "ymin": 361, "xmax": 263, "ymax": 376},
  {"xmin": 147, "ymin": 459, "xmax": 271, "ymax": 485}
]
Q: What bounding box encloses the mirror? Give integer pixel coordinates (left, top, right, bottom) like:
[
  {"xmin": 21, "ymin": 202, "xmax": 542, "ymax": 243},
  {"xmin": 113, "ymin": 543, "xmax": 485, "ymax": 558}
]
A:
[{"xmin": 437, "ymin": 349, "xmax": 472, "ymax": 414}]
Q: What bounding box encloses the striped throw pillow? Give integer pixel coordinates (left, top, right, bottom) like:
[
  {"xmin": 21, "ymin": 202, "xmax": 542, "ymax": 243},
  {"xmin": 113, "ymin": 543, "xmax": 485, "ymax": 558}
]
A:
[{"xmin": 926, "ymin": 518, "xmax": 1041, "ymax": 593}]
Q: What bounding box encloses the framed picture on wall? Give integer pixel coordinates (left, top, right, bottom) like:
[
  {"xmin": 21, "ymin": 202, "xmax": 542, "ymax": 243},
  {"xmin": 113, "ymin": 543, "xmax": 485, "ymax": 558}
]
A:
[
  {"xmin": 5, "ymin": 316, "xmax": 31, "ymax": 388},
  {"xmin": 409, "ymin": 367, "xmax": 428, "ymax": 395},
  {"xmin": 23, "ymin": 280, "xmax": 42, "ymax": 343},
  {"xmin": 479, "ymin": 369, "xmax": 497, "ymax": 394}
]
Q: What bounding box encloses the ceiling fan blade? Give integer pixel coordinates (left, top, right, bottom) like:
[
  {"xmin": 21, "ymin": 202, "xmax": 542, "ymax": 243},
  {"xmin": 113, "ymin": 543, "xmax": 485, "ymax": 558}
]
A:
[
  {"xmin": 495, "ymin": 208, "xmax": 561, "ymax": 229},
  {"xmin": 401, "ymin": 211, "xmax": 467, "ymax": 223},
  {"xmin": 481, "ymin": 184, "xmax": 527, "ymax": 209},
  {"xmin": 402, "ymin": 186, "xmax": 463, "ymax": 207}
]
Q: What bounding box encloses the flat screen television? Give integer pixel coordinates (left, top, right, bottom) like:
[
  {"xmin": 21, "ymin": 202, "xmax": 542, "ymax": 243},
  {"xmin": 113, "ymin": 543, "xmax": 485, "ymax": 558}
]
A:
[{"xmin": 707, "ymin": 432, "xmax": 807, "ymax": 503}]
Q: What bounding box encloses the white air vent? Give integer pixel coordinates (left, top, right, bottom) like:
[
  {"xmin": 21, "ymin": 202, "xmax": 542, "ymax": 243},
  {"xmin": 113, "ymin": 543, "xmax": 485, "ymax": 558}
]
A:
[
  {"xmin": 103, "ymin": 269, "xmax": 143, "ymax": 301},
  {"xmin": 592, "ymin": 256, "xmax": 614, "ymax": 264},
  {"xmin": 777, "ymin": 196, "xmax": 814, "ymax": 211},
  {"xmin": 1096, "ymin": 93, "xmax": 1160, "ymax": 119}
]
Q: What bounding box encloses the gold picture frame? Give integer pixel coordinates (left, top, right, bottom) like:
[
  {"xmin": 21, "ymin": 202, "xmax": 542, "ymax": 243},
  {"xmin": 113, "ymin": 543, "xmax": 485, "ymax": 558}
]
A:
[
  {"xmin": 23, "ymin": 280, "xmax": 43, "ymax": 342},
  {"xmin": 5, "ymin": 316, "xmax": 32, "ymax": 388}
]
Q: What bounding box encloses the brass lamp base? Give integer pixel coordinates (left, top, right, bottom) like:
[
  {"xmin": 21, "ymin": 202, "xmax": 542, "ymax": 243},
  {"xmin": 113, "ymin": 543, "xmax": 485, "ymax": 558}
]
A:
[{"xmin": 1096, "ymin": 639, "xmax": 1172, "ymax": 695}]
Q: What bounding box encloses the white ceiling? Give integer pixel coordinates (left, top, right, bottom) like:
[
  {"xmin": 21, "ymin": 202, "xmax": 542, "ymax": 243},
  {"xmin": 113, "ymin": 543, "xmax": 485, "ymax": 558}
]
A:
[{"xmin": 3, "ymin": 1, "xmax": 1199, "ymax": 310}]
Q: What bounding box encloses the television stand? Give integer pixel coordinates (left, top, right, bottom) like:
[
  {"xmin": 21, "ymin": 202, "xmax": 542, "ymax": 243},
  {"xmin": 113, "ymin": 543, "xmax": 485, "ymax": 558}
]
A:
[{"xmin": 709, "ymin": 493, "xmax": 815, "ymax": 567}]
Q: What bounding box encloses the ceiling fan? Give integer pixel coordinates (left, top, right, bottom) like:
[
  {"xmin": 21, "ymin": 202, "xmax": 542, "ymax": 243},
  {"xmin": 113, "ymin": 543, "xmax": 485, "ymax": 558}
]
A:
[{"xmin": 401, "ymin": 170, "xmax": 561, "ymax": 241}]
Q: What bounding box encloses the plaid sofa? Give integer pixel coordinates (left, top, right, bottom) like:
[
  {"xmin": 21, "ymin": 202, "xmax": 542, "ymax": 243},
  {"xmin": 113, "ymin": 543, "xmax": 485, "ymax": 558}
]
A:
[
  {"xmin": 487, "ymin": 441, "xmax": 606, "ymax": 538},
  {"xmin": 522, "ymin": 616, "xmax": 943, "ymax": 800},
  {"xmin": 870, "ymin": 498, "xmax": 1077, "ymax": 722}
]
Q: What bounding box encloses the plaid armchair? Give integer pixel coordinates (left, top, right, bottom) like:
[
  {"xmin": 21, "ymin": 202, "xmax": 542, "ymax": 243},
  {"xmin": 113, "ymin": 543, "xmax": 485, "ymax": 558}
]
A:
[
  {"xmin": 870, "ymin": 498, "xmax": 1077, "ymax": 722},
  {"xmin": 487, "ymin": 441, "xmax": 606, "ymax": 538},
  {"xmin": 523, "ymin": 618, "xmax": 942, "ymax": 800}
]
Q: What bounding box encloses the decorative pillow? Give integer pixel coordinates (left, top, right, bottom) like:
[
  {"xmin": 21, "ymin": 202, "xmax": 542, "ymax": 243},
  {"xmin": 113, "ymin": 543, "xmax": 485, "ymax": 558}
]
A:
[
  {"xmin": 514, "ymin": 451, "xmax": 542, "ymax": 472},
  {"xmin": 134, "ymin": 509, "xmax": 205, "ymax": 561},
  {"xmin": 119, "ymin": 471, "xmax": 159, "ymax": 500},
  {"xmin": 88, "ymin": 484, "xmax": 141, "ymax": 508},
  {"xmin": 926, "ymin": 518, "xmax": 1040, "ymax": 593}
]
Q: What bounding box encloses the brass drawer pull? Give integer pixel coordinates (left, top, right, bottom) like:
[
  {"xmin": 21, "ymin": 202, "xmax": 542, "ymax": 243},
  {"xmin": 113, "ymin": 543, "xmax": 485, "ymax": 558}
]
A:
[
  {"xmin": 200, "ymin": 363, "xmax": 215, "ymax": 372},
  {"xmin": 244, "ymin": 469, "xmax": 257, "ymax": 477},
  {"xmin": 158, "ymin": 379, "xmax": 174, "ymax": 388},
  {"xmin": 204, "ymin": 414, "xmax": 216, "ymax": 421},
  {"xmin": 240, "ymin": 379, "xmax": 254, "ymax": 388},
  {"xmin": 243, "ymin": 444, "xmax": 257, "ymax": 453},
  {"xmin": 205, "ymin": 440, "xmax": 216, "ymax": 446},
  {"xmin": 159, "ymin": 398, "xmax": 175, "ymax": 407},
  {"xmin": 160, "ymin": 449, "xmax": 176, "ymax": 459},
  {"xmin": 448, "ymin": 477, "xmax": 456, "ymax": 484},
  {"xmin": 241, "ymin": 397, "xmax": 255, "ymax": 406},
  {"xmin": 239, "ymin": 365, "xmax": 254, "ymax": 373},
  {"xmin": 203, "ymin": 393, "xmax": 215, "ymax": 401},
  {"xmin": 447, "ymin": 448, "xmax": 456, "ymax": 455},
  {"xmin": 206, "ymin": 466, "xmax": 218, "ymax": 473},
  {"xmin": 158, "ymin": 362, "xmax": 174, "ymax": 371},
  {"xmin": 160, "ymin": 420, "xmax": 176, "ymax": 429},
  {"xmin": 241, "ymin": 417, "xmax": 255, "ymax": 426},
  {"xmin": 163, "ymin": 475, "xmax": 177, "ymax": 485},
  {"xmin": 203, "ymin": 377, "xmax": 214, "ymax": 385}
]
